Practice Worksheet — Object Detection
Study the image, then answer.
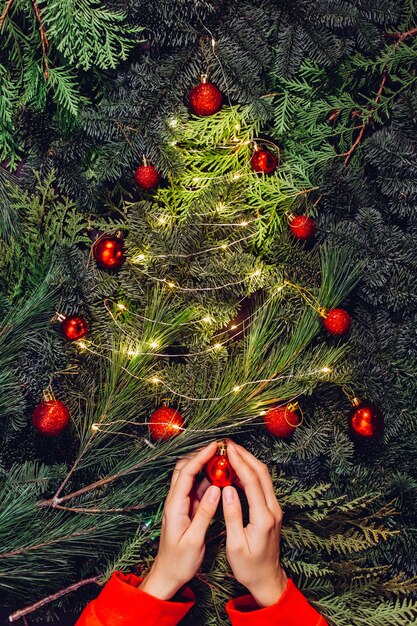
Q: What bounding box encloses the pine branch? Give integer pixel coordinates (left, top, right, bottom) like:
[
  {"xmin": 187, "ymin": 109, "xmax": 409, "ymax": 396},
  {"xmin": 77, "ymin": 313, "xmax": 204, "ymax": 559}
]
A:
[{"xmin": 8, "ymin": 576, "xmax": 100, "ymax": 623}]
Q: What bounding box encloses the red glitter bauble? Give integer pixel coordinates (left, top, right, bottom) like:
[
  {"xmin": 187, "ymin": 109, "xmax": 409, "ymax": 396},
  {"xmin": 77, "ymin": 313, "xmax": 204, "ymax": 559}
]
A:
[
  {"xmin": 323, "ymin": 308, "xmax": 352, "ymax": 336},
  {"xmin": 264, "ymin": 405, "xmax": 301, "ymax": 439},
  {"xmin": 61, "ymin": 315, "xmax": 89, "ymax": 341},
  {"xmin": 188, "ymin": 79, "xmax": 223, "ymax": 116},
  {"xmin": 205, "ymin": 445, "xmax": 236, "ymax": 487},
  {"xmin": 134, "ymin": 164, "xmax": 161, "ymax": 190},
  {"xmin": 149, "ymin": 406, "xmax": 185, "ymax": 441},
  {"xmin": 250, "ymin": 148, "xmax": 277, "ymax": 174},
  {"xmin": 289, "ymin": 215, "xmax": 316, "ymax": 240},
  {"xmin": 349, "ymin": 401, "xmax": 383, "ymax": 438},
  {"xmin": 93, "ymin": 234, "xmax": 125, "ymax": 270},
  {"xmin": 32, "ymin": 399, "xmax": 71, "ymax": 436}
]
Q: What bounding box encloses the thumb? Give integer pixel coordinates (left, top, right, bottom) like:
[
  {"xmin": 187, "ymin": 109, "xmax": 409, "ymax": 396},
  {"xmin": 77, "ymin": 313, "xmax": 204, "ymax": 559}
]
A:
[
  {"xmin": 187, "ymin": 485, "xmax": 221, "ymax": 540},
  {"xmin": 222, "ymin": 486, "xmax": 245, "ymax": 547}
]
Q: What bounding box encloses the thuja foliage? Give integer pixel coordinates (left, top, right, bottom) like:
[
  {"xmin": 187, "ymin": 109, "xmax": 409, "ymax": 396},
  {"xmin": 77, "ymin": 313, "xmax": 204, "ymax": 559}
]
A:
[{"xmin": 0, "ymin": 1, "xmax": 417, "ymax": 625}]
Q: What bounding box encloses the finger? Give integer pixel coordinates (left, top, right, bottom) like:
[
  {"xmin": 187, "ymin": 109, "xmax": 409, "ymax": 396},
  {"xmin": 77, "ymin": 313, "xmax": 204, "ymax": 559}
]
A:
[
  {"xmin": 226, "ymin": 443, "xmax": 269, "ymax": 525},
  {"xmin": 187, "ymin": 485, "xmax": 221, "ymax": 540},
  {"xmin": 168, "ymin": 442, "xmax": 216, "ymax": 496},
  {"xmin": 222, "ymin": 486, "xmax": 246, "ymax": 549},
  {"xmin": 190, "ymin": 477, "xmax": 211, "ymax": 519},
  {"xmin": 229, "ymin": 442, "xmax": 282, "ymax": 519},
  {"xmin": 168, "ymin": 441, "xmax": 218, "ymax": 516}
]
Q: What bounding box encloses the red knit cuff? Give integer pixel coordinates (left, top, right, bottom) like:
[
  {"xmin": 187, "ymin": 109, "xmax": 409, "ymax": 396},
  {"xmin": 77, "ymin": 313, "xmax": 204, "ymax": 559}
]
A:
[
  {"xmin": 93, "ymin": 571, "xmax": 195, "ymax": 626},
  {"xmin": 226, "ymin": 579, "xmax": 325, "ymax": 626}
]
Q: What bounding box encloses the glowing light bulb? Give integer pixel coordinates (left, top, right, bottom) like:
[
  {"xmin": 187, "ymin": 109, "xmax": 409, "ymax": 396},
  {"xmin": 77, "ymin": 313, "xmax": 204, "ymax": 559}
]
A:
[
  {"xmin": 77, "ymin": 341, "xmax": 87, "ymax": 350},
  {"xmin": 117, "ymin": 303, "xmax": 126, "ymax": 310},
  {"xmin": 134, "ymin": 253, "xmax": 146, "ymax": 262},
  {"xmin": 213, "ymin": 343, "xmax": 222, "ymax": 350},
  {"xmin": 151, "ymin": 376, "xmax": 161, "ymax": 384},
  {"xmin": 221, "ymin": 243, "xmax": 228, "ymax": 249},
  {"xmin": 233, "ymin": 173, "xmax": 242, "ymax": 180},
  {"xmin": 321, "ymin": 367, "xmax": 332, "ymax": 374},
  {"xmin": 169, "ymin": 118, "xmax": 179, "ymax": 128},
  {"xmin": 239, "ymin": 221, "xmax": 249, "ymax": 227},
  {"xmin": 233, "ymin": 385, "xmax": 241, "ymax": 392},
  {"xmin": 127, "ymin": 349, "xmax": 138, "ymax": 357},
  {"xmin": 91, "ymin": 424, "xmax": 99, "ymax": 431},
  {"xmin": 149, "ymin": 340, "xmax": 159, "ymax": 349},
  {"xmin": 202, "ymin": 316, "xmax": 212, "ymax": 323},
  {"xmin": 158, "ymin": 216, "xmax": 167, "ymax": 224},
  {"xmin": 259, "ymin": 410, "xmax": 267, "ymax": 416},
  {"xmin": 230, "ymin": 324, "xmax": 238, "ymax": 330},
  {"xmin": 252, "ymin": 269, "xmax": 261, "ymax": 277},
  {"xmin": 167, "ymin": 282, "xmax": 176, "ymax": 289},
  {"xmin": 211, "ymin": 37, "xmax": 216, "ymax": 48}
]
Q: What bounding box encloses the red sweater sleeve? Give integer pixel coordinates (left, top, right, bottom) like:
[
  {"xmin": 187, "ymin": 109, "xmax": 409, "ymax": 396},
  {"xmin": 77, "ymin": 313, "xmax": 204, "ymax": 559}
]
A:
[
  {"xmin": 226, "ymin": 579, "xmax": 327, "ymax": 626},
  {"xmin": 75, "ymin": 571, "xmax": 195, "ymax": 626}
]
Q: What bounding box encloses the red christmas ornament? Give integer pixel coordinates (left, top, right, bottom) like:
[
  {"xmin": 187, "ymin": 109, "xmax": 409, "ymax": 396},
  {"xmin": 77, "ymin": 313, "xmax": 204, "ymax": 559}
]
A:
[
  {"xmin": 322, "ymin": 308, "xmax": 352, "ymax": 336},
  {"xmin": 134, "ymin": 164, "xmax": 161, "ymax": 190},
  {"xmin": 93, "ymin": 233, "xmax": 125, "ymax": 270},
  {"xmin": 60, "ymin": 315, "xmax": 89, "ymax": 341},
  {"xmin": 149, "ymin": 406, "xmax": 185, "ymax": 441},
  {"xmin": 250, "ymin": 146, "xmax": 277, "ymax": 174},
  {"xmin": 264, "ymin": 403, "xmax": 301, "ymax": 439},
  {"xmin": 288, "ymin": 214, "xmax": 316, "ymax": 240},
  {"xmin": 32, "ymin": 393, "xmax": 70, "ymax": 436},
  {"xmin": 188, "ymin": 75, "xmax": 223, "ymax": 116},
  {"xmin": 205, "ymin": 442, "xmax": 236, "ymax": 487},
  {"xmin": 349, "ymin": 399, "xmax": 383, "ymax": 438}
]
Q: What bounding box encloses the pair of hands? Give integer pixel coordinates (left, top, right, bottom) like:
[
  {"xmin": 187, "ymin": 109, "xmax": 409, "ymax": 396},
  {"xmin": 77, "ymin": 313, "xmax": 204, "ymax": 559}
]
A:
[{"xmin": 139, "ymin": 440, "xmax": 287, "ymax": 608}]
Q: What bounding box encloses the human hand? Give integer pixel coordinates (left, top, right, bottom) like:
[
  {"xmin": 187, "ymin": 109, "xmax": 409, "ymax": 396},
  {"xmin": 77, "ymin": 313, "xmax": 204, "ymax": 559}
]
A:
[
  {"xmin": 139, "ymin": 441, "xmax": 220, "ymax": 600},
  {"xmin": 222, "ymin": 440, "xmax": 288, "ymax": 608}
]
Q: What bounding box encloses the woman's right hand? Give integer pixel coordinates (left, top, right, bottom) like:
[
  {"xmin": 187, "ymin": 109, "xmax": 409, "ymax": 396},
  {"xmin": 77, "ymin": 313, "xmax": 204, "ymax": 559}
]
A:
[{"xmin": 222, "ymin": 440, "xmax": 288, "ymax": 608}]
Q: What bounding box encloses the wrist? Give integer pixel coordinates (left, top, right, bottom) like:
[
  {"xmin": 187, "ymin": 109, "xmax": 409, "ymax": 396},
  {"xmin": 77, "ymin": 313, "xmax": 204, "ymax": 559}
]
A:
[
  {"xmin": 139, "ymin": 565, "xmax": 183, "ymax": 601},
  {"xmin": 248, "ymin": 567, "xmax": 288, "ymax": 608}
]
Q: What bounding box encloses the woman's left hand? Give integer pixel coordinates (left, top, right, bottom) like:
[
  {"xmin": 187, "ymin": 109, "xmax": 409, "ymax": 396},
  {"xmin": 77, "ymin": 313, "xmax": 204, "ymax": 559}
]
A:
[{"xmin": 139, "ymin": 441, "xmax": 220, "ymax": 600}]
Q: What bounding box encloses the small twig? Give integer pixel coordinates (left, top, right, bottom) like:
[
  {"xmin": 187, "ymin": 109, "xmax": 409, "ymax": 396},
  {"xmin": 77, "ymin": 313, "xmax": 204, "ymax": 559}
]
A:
[
  {"xmin": 341, "ymin": 67, "xmax": 388, "ymax": 165},
  {"xmin": 0, "ymin": 0, "xmax": 14, "ymax": 33},
  {"xmin": 30, "ymin": 0, "xmax": 49, "ymax": 78},
  {"xmin": 52, "ymin": 502, "xmax": 157, "ymax": 514},
  {"xmin": 386, "ymin": 26, "xmax": 417, "ymax": 43},
  {"xmin": 9, "ymin": 576, "xmax": 100, "ymax": 623},
  {"xmin": 0, "ymin": 528, "xmax": 97, "ymax": 559}
]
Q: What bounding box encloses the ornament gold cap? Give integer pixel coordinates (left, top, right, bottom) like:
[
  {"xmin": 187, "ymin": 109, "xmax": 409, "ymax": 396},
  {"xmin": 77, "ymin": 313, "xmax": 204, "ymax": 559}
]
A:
[
  {"xmin": 201, "ymin": 74, "xmax": 208, "ymax": 84},
  {"xmin": 351, "ymin": 397, "xmax": 362, "ymax": 407},
  {"xmin": 218, "ymin": 441, "xmax": 227, "ymax": 456},
  {"xmin": 285, "ymin": 210, "xmax": 295, "ymax": 223},
  {"xmin": 287, "ymin": 402, "xmax": 299, "ymax": 412},
  {"xmin": 114, "ymin": 229, "xmax": 124, "ymax": 239},
  {"xmin": 41, "ymin": 388, "xmax": 55, "ymax": 402},
  {"xmin": 317, "ymin": 306, "xmax": 329, "ymax": 318},
  {"xmin": 51, "ymin": 312, "xmax": 66, "ymax": 323}
]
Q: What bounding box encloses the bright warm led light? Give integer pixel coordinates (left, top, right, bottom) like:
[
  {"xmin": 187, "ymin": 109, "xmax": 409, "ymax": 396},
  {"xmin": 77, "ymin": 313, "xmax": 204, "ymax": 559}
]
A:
[
  {"xmin": 77, "ymin": 341, "xmax": 87, "ymax": 350},
  {"xmin": 127, "ymin": 349, "xmax": 138, "ymax": 357},
  {"xmin": 233, "ymin": 385, "xmax": 241, "ymax": 392},
  {"xmin": 221, "ymin": 244, "xmax": 228, "ymax": 249},
  {"xmin": 230, "ymin": 324, "xmax": 238, "ymax": 330},
  {"xmin": 321, "ymin": 367, "xmax": 332, "ymax": 374},
  {"xmin": 151, "ymin": 376, "xmax": 161, "ymax": 384},
  {"xmin": 259, "ymin": 410, "xmax": 267, "ymax": 416},
  {"xmin": 233, "ymin": 173, "xmax": 242, "ymax": 180},
  {"xmin": 149, "ymin": 341, "xmax": 159, "ymax": 349},
  {"xmin": 135, "ymin": 253, "xmax": 146, "ymax": 261},
  {"xmin": 239, "ymin": 221, "xmax": 249, "ymax": 226},
  {"xmin": 213, "ymin": 343, "xmax": 222, "ymax": 350},
  {"xmin": 117, "ymin": 303, "xmax": 126, "ymax": 310},
  {"xmin": 91, "ymin": 424, "xmax": 99, "ymax": 431},
  {"xmin": 169, "ymin": 118, "xmax": 179, "ymax": 127},
  {"xmin": 252, "ymin": 269, "xmax": 261, "ymax": 276},
  {"xmin": 167, "ymin": 282, "xmax": 176, "ymax": 289},
  {"xmin": 158, "ymin": 216, "xmax": 167, "ymax": 224},
  {"xmin": 211, "ymin": 37, "xmax": 216, "ymax": 47},
  {"xmin": 202, "ymin": 316, "xmax": 212, "ymax": 323}
]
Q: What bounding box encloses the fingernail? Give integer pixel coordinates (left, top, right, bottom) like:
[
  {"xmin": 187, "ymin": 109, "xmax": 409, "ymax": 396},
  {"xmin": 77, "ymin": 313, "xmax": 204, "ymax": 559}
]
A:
[
  {"xmin": 207, "ymin": 485, "xmax": 220, "ymax": 503},
  {"xmin": 226, "ymin": 440, "xmax": 236, "ymax": 451},
  {"xmin": 223, "ymin": 486, "xmax": 235, "ymax": 504}
]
